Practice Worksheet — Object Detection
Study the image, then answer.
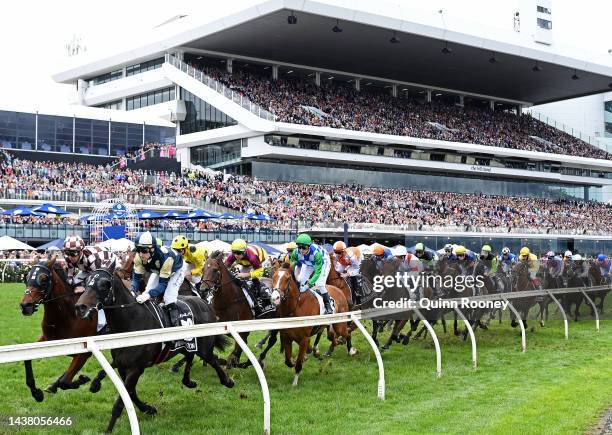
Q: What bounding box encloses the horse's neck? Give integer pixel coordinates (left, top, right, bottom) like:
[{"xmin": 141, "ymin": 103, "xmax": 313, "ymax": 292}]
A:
[
  {"xmin": 42, "ymin": 271, "xmax": 75, "ymax": 324},
  {"xmin": 103, "ymin": 275, "xmax": 157, "ymax": 332},
  {"xmin": 215, "ymin": 266, "xmax": 245, "ymax": 313}
]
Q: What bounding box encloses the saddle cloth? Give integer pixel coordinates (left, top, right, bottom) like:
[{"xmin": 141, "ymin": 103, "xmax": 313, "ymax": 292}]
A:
[
  {"xmin": 309, "ymin": 289, "xmax": 337, "ymax": 315},
  {"xmin": 240, "ymin": 284, "xmax": 276, "ymax": 318},
  {"xmin": 150, "ymin": 299, "xmax": 198, "ymax": 352}
]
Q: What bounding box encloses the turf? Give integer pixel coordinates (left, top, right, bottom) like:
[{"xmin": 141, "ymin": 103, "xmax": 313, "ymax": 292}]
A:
[{"xmin": 0, "ymin": 283, "xmax": 610, "ymax": 435}]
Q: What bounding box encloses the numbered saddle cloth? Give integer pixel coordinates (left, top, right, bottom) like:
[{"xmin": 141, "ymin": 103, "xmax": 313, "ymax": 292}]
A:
[{"xmin": 309, "ymin": 289, "xmax": 337, "ymax": 315}]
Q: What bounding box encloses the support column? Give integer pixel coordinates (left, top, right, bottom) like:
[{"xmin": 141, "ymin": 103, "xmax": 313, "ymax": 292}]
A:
[
  {"xmin": 227, "ymin": 58, "xmax": 233, "ymax": 74},
  {"xmin": 355, "ymin": 78, "xmax": 361, "ymax": 91},
  {"xmin": 392, "ymin": 84, "xmax": 398, "ymax": 97},
  {"xmin": 315, "ymin": 71, "xmax": 321, "ymax": 86},
  {"xmin": 272, "ymin": 65, "xmax": 279, "ymax": 80},
  {"xmin": 426, "ymin": 90, "xmax": 432, "ymax": 103},
  {"xmin": 517, "ymin": 103, "xmax": 523, "ymax": 114},
  {"xmin": 490, "ymin": 100, "xmax": 495, "ymax": 111},
  {"xmin": 458, "ymin": 95, "xmax": 464, "ymax": 107}
]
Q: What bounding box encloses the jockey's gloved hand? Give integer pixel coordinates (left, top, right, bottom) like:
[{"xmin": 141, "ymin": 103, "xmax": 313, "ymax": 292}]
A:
[
  {"xmin": 299, "ymin": 283, "xmax": 310, "ymax": 292},
  {"xmin": 136, "ymin": 293, "xmax": 151, "ymax": 304}
]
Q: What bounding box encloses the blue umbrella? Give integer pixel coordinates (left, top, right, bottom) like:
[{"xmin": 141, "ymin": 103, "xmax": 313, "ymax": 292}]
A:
[
  {"xmin": 135, "ymin": 210, "xmax": 162, "ymax": 219},
  {"xmin": 162, "ymin": 211, "xmax": 183, "ymax": 219},
  {"xmin": 246, "ymin": 212, "xmax": 275, "ymax": 221},
  {"xmin": 3, "ymin": 206, "xmax": 41, "ymax": 216},
  {"xmin": 217, "ymin": 212, "xmax": 244, "ymax": 219},
  {"xmin": 250, "ymin": 241, "xmax": 281, "ymax": 255},
  {"xmin": 33, "ymin": 203, "xmax": 70, "ymax": 215},
  {"xmin": 38, "ymin": 238, "xmax": 65, "ymax": 251},
  {"xmin": 178, "ymin": 209, "xmax": 219, "ymax": 219}
]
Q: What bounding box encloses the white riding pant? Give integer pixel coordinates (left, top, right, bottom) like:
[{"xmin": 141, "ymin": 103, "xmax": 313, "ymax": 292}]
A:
[
  {"xmin": 145, "ymin": 269, "xmax": 185, "ymax": 305},
  {"xmin": 295, "ymin": 262, "xmax": 331, "ymax": 295}
]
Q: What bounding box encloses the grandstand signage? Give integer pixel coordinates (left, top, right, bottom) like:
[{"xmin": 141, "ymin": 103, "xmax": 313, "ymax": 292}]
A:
[{"xmin": 469, "ymin": 165, "xmax": 492, "ymax": 173}]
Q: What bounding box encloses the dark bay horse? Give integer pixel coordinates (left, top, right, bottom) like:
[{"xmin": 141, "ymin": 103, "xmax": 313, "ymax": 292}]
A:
[
  {"xmin": 75, "ymin": 264, "xmax": 234, "ymax": 433},
  {"xmin": 587, "ymin": 260, "xmax": 609, "ymax": 315},
  {"xmin": 509, "ymin": 261, "xmax": 538, "ymax": 328},
  {"xmin": 19, "ymin": 257, "xmax": 99, "ymax": 401},
  {"xmin": 200, "ymin": 251, "xmax": 278, "ymax": 368},
  {"xmin": 562, "ymin": 262, "xmax": 587, "ymax": 322},
  {"xmin": 271, "ymin": 264, "xmax": 355, "ymax": 386}
]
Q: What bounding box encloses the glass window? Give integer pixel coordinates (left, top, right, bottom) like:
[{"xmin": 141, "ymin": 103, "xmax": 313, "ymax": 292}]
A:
[
  {"xmin": 110, "ymin": 122, "xmax": 127, "ymax": 156},
  {"xmin": 154, "ymin": 90, "xmax": 162, "ymax": 105},
  {"xmin": 127, "ymin": 123, "xmax": 143, "ymax": 155},
  {"xmin": 37, "ymin": 114, "xmax": 56, "ymax": 152},
  {"xmin": 179, "ymin": 88, "xmax": 236, "ymax": 134},
  {"xmin": 75, "ymin": 118, "xmax": 93, "ymax": 154},
  {"xmin": 92, "ymin": 120, "xmax": 109, "ymax": 155},
  {"xmin": 537, "ymin": 6, "xmax": 551, "ymax": 14},
  {"xmin": 16, "ymin": 112, "xmax": 35, "ymax": 150},
  {"xmin": 190, "ymin": 139, "xmax": 242, "ymax": 167},
  {"xmin": 537, "ymin": 18, "xmax": 552, "ymax": 29},
  {"xmin": 126, "ymin": 99, "xmax": 134, "ymax": 111},
  {"xmin": 0, "ymin": 110, "xmax": 17, "ymax": 150},
  {"xmin": 55, "ymin": 116, "xmax": 73, "ymax": 153}
]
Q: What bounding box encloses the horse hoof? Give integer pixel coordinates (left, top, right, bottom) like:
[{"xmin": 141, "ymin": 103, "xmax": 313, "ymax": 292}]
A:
[
  {"xmin": 78, "ymin": 374, "xmax": 90, "ymax": 384},
  {"xmin": 285, "ymin": 360, "xmax": 294, "ymax": 368},
  {"xmin": 401, "ymin": 336, "xmax": 410, "ymax": 345},
  {"xmin": 292, "ymin": 374, "xmax": 299, "ymax": 387},
  {"xmin": 338, "ymin": 337, "xmax": 346, "ymax": 345},
  {"xmin": 480, "ymin": 324, "xmax": 489, "ymax": 331},
  {"xmin": 44, "ymin": 385, "xmax": 56, "ymax": 394},
  {"xmin": 32, "ymin": 389, "xmax": 44, "ymax": 402},
  {"xmin": 348, "ymin": 347, "xmax": 358, "ymax": 356},
  {"xmin": 182, "ymin": 380, "xmax": 197, "ymax": 389},
  {"xmin": 143, "ymin": 405, "xmax": 157, "ymax": 416},
  {"xmin": 255, "ymin": 342, "xmax": 264, "ymax": 350},
  {"xmin": 224, "ymin": 378, "xmax": 235, "ymax": 388},
  {"xmin": 257, "ymin": 360, "xmax": 265, "ymax": 370},
  {"xmin": 90, "ymin": 380, "xmax": 101, "ymax": 393}
]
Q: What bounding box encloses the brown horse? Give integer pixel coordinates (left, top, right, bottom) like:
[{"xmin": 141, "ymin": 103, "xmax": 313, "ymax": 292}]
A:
[
  {"xmin": 510, "ymin": 261, "xmax": 538, "ymax": 328},
  {"xmin": 271, "ymin": 264, "xmax": 355, "ymax": 386},
  {"xmin": 200, "ymin": 251, "xmax": 278, "ymax": 368},
  {"xmin": 588, "ymin": 260, "xmax": 609, "ymax": 315},
  {"xmin": 327, "ymin": 254, "xmax": 355, "ymax": 307},
  {"xmin": 19, "ymin": 257, "xmax": 99, "ymax": 401}
]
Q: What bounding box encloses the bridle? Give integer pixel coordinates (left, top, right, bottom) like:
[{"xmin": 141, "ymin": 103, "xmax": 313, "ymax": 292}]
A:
[
  {"xmin": 272, "ymin": 270, "xmax": 301, "ymax": 316},
  {"xmin": 24, "ymin": 263, "xmax": 73, "ymax": 310},
  {"xmin": 201, "ymin": 257, "xmax": 241, "ymax": 295},
  {"xmin": 87, "ymin": 268, "xmax": 138, "ymax": 311}
]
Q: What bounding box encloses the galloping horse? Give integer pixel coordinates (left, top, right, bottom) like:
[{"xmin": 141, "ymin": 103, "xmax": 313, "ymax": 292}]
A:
[
  {"xmin": 20, "ymin": 257, "xmax": 100, "ymax": 402},
  {"xmin": 326, "ymin": 254, "xmax": 354, "ymax": 307},
  {"xmin": 587, "ymin": 260, "xmax": 609, "ymax": 315},
  {"xmin": 271, "ymin": 264, "xmax": 355, "ymax": 386},
  {"xmin": 75, "ymin": 263, "xmax": 234, "ymax": 433},
  {"xmin": 509, "ymin": 261, "xmax": 538, "ymax": 328},
  {"xmin": 200, "ymin": 251, "xmax": 278, "ymax": 368}
]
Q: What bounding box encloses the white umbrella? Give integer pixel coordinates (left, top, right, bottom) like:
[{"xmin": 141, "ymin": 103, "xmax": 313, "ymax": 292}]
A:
[
  {"xmin": 98, "ymin": 238, "xmax": 135, "ymax": 253},
  {"xmin": 197, "ymin": 239, "xmax": 231, "ymax": 253},
  {"xmin": 358, "ymin": 244, "xmax": 373, "ymax": 255},
  {"xmin": 391, "ymin": 245, "xmax": 407, "ymax": 256},
  {"xmin": 0, "ymin": 235, "xmax": 35, "ymax": 251}
]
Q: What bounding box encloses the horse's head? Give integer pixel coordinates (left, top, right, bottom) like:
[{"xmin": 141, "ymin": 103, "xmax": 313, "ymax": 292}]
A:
[
  {"xmin": 270, "ymin": 262, "xmax": 296, "ymax": 307},
  {"xmin": 75, "ymin": 264, "xmax": 116, "ymax": 320},
  {"xmin": 21, "ymin": 257, "xmax": 58, "ymax": 316},
  {"xmin": 200, "ymin": 251, "xmax": 228, "ymax": 294}
]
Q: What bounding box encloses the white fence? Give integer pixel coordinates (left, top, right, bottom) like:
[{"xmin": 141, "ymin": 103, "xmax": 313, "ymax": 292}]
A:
[{"xmin": 0, "ymin": 285, "xmax": 607, "ymax": 435}]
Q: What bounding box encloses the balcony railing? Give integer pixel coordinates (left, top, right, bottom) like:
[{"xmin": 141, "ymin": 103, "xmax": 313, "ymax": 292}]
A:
[{"xmin": 165, "ymin": 54, "xmax": 276, "ymax": 122}]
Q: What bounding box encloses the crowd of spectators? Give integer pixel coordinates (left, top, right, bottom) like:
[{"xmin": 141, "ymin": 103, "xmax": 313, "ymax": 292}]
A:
[
  {"xmin": 194, "ymin": 62, "xmax": 611, "ymax": 160},
  {"xmin": 2, "ymin": 151, "xmax": 612, "ymax": 234}
]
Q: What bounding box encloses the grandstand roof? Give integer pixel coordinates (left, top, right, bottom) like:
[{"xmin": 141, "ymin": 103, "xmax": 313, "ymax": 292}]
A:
[{"xmin": 54, "ymin": 0, "xmax": 612, "ymax": 105}]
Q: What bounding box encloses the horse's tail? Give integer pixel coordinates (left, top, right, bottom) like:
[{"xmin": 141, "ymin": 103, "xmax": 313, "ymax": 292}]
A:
[{"xmin": 214, "ymin": 334, "xmax": 229, "ymax": 352}]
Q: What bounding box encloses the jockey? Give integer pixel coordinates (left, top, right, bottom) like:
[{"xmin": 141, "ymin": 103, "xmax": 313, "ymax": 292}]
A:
[
  {"xmin": 132, "ymin": 231, "xmax": 185, "ymax": 327},
  {"xmin": 283, "ymin": 242, "xmax": 297, "ymax": 264},
  {"xmin": 413, "ymin": 242, "xmax": 437, "ymax": 272},
  {"xmin": 63, "ymin": 234, "xmax": 116, "ymax": 331},
  {"xmin": 545, "ymin": 251, "xmax": 564, "ymax": 287},
  {"xmin": 479, "ymin": 244, "xmax": 498, "ymax": 275},
  {"xmin": 372, "ymin": 244, "xmax": 394, "ymax": 269},
  {"xmin": 171, "ymin": 235, "xmax": 208, "ymax": 292},
  {"xmin": 290, "ymin": 233, "xmax": 333, "ymax": 314},
  {"xmin": 497, "ymin": 247, "xmax": 517, "ymax": 274},
  {"xmin": 571, "ymin": 254, "xmax": 590, "ymax": 286},
  {"xmin": 596, "ymin": 253, "xmax": 611, "ymax": 281},
  {"xmin": 563, "ymin": 250, "xmax": 573, "ymax": 265},
  {"xmin": 453, "ymin": 245, "xmax": 476, "ymax": 274},
  {"xmin": 441, "ymin": 243, "xmax": 454, "ymax": 259},
  {"xmin": 332, "ymin": 241, "xmax": 363, "ymax": 302},
  {"xmin": 518, "ymin": 247, "xmax": 541, "ymax": 289},
  {"xmin": 225, "ymin": 239, "xmax": 267, "ymax": 313}
]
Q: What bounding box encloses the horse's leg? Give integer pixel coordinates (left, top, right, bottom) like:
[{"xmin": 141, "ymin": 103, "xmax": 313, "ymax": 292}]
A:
[
  {"xmin": 256, "ymin": 330, "xmax": 273, "ymax": 349},
  {"xmin": 24, "ymin": 336, "xmax": 45, "ymax": 402},
  {"xmin": 283, "ymin": 334, "xmax": 294, "ymax": 368},
  {"xmin": 200, "ymin": 345, "xmax": 235, "ymax": 389},
  {"xmin": 538, "ymin": 301, "xmax": 546, "ymax": 327},
  {"xmin": 24, "ymin": 359, "xmax": 44, "ymax": 402},
  {"xmin": 341, "ymin": 324, "xmax": 356, "ymax": 356},
  {"xmin": 106, "ymin": 368, "xmax": 128, "ymax": 433},
  {"xmin": 258, "ymin": 330, "xmax": 278, "ymax": 366},
  {"xmin": 498, "ymin": 307, "xmax": 503, "ymax": 324},
  {"xmin": 181, "ymin": 353, "xmax": 197, "ymax": 389},
  {"xmin": 170, "ymin": 356, "xmax": 187, "ymax": 373},
  {"xmin": 90, "ymin": 368, "xmax": 107, "ymax": 393},
  {"xmin": 382, "ymin": 320, "xmax": 401, "ymax": 350},
  {"xmin": 453, "ymin": 311, "xmax": 460, "ymax": 335},
  {"xmin": 371, "ymin": 321, "xmax": 380, "ymax": 346},
  {"xmin": 324, "ymin": 327, "xmax": 338, "ymax": 357},
  {"xmin": 293, "ymin": 337, "xmax": 309, "ymax": 387},
  {"xmin": 46, "ymin": 354, "xmax": 91, "ymax": 393},
  {"xmin": 124, "ymin": 367, "xmax": 156, "ymax": 415},
  {"xmin": 441, "ymin": 315, "xmax": 447, "ymax": 334},
  {"xmin": 227, "ymin": 332, "xmax": 249, "ymax": 368}
]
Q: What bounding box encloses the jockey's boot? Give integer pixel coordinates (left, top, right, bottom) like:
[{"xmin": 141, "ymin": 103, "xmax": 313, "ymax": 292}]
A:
[
  {"xmin": 249, "ymin": 280, "xmax": 264, "ymax": 315},
  {"xmin": 322, "ymin": 292, "xmax": 333, "ymax": 315},
  {"xmin": 165, "ymin": 303, "xmax": 181, "ymax": 327}
]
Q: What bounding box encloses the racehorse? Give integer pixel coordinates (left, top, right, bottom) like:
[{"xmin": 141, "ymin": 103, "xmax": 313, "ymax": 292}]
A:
[
  {"xmin": 200, "ymin": 251, "xmax": 278, "ymax": 368},
  {"xmin": 326, "ymin": 254, "xmax": 354, "ymax": 307},
  {"xmin": 75, "ymin": 262, "xmax": 234, "ymax": 433},
  {"xmin": 271, "ymin": 264, "xmax": 355, "ymax": 386},
  {"xmin": 587, "ymin": 260, "xmax": 609, "ymax": 315},
  {"xmin": 19, "ymin": 257, "xmax": 101, "ymax": 402},
  {"xmin": 509, "ymin": 261, "xmax": 538, "ymax": 329},
  {"xmin": 561, "ymin": 262, "xmax": 587, "ymax": 322}
]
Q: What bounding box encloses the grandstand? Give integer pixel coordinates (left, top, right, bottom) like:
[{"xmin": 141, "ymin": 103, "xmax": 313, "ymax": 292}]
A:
[{"xmin": 4, "ymin": 0, "xmax": 612, "ymax": 252}]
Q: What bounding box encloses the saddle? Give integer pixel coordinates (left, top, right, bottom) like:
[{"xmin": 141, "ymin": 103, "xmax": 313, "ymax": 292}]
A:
[
  {"xmin": 308, "ymin": 289, "xmax": 337, "ymax": 316},
  {"xmin": 239, "ymin": 280, "xmax": 276, "ymax": 318},
  {"xmin": 149, "ymin": 299, "xmax": 198, "ymax": 352}
]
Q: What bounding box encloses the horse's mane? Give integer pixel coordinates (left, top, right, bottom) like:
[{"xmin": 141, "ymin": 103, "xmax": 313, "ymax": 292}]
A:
[{"xmin": 210, "ymin": 250, "xmax": 224, "ymax": 260}]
